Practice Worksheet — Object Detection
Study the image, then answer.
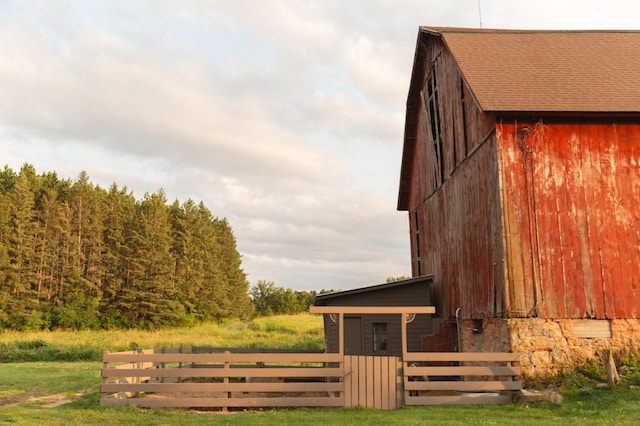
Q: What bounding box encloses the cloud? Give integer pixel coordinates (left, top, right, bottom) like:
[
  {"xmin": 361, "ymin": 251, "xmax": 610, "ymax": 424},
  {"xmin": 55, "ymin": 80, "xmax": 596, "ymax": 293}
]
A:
[{"xmin": 1, "ymin": 0, "xmax": 638, "ymax": 291}]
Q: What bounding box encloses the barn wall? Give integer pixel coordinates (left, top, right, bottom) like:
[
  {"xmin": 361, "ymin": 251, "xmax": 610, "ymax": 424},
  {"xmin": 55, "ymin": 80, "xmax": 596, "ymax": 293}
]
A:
[
  {"xmin": 497, "ymin": 120, "xmax": 640, "ymax": 319},
  {"xmin": 407, "ymin": 36, "xmax": 502, "ymax": 320}
]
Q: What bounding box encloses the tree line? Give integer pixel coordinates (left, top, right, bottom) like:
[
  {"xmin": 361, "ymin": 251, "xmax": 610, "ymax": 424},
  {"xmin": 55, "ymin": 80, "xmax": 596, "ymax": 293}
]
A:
[
  {"xmin": 0, "ymin": 164, "xmax": 250, "ymax": 330},
  {"xmin": 249, "ymin": 280, "xmax": 337, "ymax": 317}
]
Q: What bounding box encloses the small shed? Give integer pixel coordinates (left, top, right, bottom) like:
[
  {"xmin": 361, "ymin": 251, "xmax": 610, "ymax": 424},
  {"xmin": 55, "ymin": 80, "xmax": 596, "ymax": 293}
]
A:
[{"xmin": 314, "ymin": 276, "xmax": 435, "ymax": 356}]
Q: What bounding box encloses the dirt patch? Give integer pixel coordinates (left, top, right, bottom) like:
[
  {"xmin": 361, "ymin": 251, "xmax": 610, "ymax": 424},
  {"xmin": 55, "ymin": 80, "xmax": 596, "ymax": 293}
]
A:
[
  {"xmin": 0, "ymin": 388, "xmax": 38, "ymax": 407},
  {"xmin": 0, "ymin": 387, "xmax": 90, "ymax": 408}
]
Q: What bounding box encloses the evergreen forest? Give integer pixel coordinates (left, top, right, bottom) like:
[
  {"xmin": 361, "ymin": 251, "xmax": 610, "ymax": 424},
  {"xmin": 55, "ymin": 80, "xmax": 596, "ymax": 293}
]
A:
[{"xmin": 0, "ymin": 164, "xmax": 251, "ymax": 330}]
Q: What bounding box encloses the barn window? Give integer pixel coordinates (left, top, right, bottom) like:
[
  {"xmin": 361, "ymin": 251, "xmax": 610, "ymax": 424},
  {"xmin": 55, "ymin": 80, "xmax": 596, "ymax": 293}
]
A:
[
  {"xmin": 373, "ymin": 322, "xmax": 389, "ymax": 353},
  {"xmin": 423, "ymin": 61, "xmax": 444, "ymax": 189},
  {"xmin": 414, "ymin": 210, "xmax": 421, "ymax": 275}
]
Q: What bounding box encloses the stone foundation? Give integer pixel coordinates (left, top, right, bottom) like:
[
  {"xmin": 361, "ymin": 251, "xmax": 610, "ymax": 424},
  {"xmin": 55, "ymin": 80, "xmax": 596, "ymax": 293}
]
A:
[
  {"xmin": 456, "ymin": 318, "xmax": 640, "ymax": 378},
  {"xmin": 458, "ymin": 318, "xmax": 511, "ymax": 353},
  {"xmin": 508, "ymin": 318, "xmax": 640, "ymax": 378}
]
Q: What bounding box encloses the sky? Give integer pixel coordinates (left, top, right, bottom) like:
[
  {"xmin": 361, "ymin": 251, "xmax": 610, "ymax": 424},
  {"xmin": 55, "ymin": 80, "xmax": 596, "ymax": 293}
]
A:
[{"xmin": 1, "ymin": 0, "xmax": 638, "ymax": 292}]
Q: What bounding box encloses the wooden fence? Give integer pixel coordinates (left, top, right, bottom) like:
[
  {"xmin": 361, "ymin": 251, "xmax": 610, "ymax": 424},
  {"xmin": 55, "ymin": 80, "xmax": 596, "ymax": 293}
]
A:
[
  {"xmin": 101, "ymin": 348, "xmax": 521, "ymax": 409},
  {"xmin": 403, "ymin": 352, "xmax": 522, "ymax": 405},
  {"xmin": 101, "ymin": 348, "xmax": 345, "ymax": 409}
]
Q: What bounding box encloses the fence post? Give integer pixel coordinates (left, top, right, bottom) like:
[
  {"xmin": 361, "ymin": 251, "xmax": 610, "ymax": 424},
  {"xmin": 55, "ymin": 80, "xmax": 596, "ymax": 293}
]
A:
[
  {"xmin": 223, "ymin": 350, "xmax": 231, "ymax": 412},
  {"xmin": 160, "ymin": 347, "xmax": 166, "ymax": 383},
  {"xmin": 101, "ymin": 352, "xmax": 109, "ymax": 404}
]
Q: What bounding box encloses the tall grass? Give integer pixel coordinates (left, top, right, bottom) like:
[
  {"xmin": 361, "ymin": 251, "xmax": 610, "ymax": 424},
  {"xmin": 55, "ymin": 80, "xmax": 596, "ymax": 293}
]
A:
[{"xmin": 0, "ymin": 314, "xmax": 324, "ymax": 362}]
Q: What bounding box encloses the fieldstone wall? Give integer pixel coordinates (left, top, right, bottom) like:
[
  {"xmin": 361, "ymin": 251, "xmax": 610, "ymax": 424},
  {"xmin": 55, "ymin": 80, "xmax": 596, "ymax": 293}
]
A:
[
  {"xmin": 507, "ymin": 318, "xmax": 640, "ymax": 378},
  {"xmin": 458, "ymin": 318, "xmax": 511, "ymax": 353}
]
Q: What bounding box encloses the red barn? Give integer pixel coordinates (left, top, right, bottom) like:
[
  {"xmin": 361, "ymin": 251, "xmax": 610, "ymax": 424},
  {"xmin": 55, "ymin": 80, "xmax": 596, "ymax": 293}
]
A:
[{"xmin": 398, "ymin": 27, "xmax": 640, "ymax": 376}]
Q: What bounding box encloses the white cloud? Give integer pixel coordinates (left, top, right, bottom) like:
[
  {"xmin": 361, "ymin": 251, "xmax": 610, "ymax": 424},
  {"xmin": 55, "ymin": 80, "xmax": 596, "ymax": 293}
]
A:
[{"xmin": 0, "ymin": 0, "xmax": 637, "ymax": 291}]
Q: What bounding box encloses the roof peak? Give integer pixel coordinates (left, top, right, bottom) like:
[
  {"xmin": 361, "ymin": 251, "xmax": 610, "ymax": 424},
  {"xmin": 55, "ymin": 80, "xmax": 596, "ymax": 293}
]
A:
[{"xmin": 421, "ymin": 26, "xmax": 640, "ymax": 35}]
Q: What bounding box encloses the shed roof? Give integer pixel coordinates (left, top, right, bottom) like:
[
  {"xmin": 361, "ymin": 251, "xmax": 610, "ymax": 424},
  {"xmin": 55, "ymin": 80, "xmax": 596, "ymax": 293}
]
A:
[
  {"xmin": 314, "ymin": 275, "xmax": 433, "ymax": 306},
  {"xmin": 422, "ymin": 27, "xmax": 640, "ymax": 113}
]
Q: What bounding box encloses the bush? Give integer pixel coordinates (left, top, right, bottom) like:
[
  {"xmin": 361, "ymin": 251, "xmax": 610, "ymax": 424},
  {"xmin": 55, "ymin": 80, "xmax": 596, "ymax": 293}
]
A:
[{"xmin": 0, "ymin": 339, "xmax": 101, "ymax": 362}]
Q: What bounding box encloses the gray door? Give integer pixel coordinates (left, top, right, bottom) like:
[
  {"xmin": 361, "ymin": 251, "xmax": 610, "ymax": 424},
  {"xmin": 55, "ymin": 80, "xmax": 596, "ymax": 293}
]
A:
[{"xmin": 344, "ymin": 316, "xmax": 363, "ymax": 355}]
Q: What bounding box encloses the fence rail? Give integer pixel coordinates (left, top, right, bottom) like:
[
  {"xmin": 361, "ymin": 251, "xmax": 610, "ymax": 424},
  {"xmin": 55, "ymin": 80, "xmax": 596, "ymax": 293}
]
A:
[{"xmin": 403, "ymin": 352, "xmax": 522, "ymax": 405}]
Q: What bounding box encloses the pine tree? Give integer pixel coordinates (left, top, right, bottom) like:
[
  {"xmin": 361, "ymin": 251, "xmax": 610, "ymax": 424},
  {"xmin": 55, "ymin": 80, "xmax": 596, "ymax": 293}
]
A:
[
  {"xmin": 100, "ymin": 183, "xmax": 136, "ymax": 327},
  {"xmin": 120, "ymin": 190, "xmax": 184, "ymax": 328},
  {"xmin": 214, "ymin": 218, "xmax": 250, "ymax": 318},
  {"xmin": 5, "ymin": 168, "xmax": 41, "ymax": 329}
]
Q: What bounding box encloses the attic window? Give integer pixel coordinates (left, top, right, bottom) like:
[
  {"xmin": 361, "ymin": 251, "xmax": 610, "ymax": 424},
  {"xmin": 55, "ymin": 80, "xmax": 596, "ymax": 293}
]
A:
[{"xmin": 424, "ymin": 62, "xmax": 444, "ymax": 189}]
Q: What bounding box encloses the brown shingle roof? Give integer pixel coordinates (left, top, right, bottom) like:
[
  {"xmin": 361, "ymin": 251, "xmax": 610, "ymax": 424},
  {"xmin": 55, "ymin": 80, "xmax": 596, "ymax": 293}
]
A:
[{"xmin": 424, "ymin": 27, "xmax": 640, "ymax": 112}]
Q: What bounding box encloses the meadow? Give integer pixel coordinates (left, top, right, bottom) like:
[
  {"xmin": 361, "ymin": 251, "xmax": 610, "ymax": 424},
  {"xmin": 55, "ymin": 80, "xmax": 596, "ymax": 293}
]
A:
[{"xmin": 1, "ymin": 314, "xmax": 640, "ymax": 425}]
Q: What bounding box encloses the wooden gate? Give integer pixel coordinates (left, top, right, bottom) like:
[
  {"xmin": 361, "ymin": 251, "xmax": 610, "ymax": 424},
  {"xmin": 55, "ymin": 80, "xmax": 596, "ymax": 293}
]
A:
[{"xmin": 343, "ymin": 355, "xmax": 401, "ymax": 410}]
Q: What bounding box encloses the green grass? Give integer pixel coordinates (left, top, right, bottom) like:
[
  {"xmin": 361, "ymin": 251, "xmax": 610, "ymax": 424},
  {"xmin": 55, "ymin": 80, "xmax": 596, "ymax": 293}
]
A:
[
  {"xmin": 0, "ymin": 382, "xmax": 640, "ymax": 426},
  {"xmin": 0, "ymin": 314, "xmax": 325, "ymax": 362},
  {"xmin": 1, "ymin": 315, "xmax": 640, "ymax": 424}
]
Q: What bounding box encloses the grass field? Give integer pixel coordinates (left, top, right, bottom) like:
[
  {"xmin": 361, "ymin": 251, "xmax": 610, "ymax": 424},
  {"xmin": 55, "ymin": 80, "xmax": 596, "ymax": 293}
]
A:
[
  {"xmin": 0, "ymin": 314, "xmax": 325, "ymax": 362},
  {"xmin": 1, "ymin": 315, "xmax": 640, "ymax": 425}
]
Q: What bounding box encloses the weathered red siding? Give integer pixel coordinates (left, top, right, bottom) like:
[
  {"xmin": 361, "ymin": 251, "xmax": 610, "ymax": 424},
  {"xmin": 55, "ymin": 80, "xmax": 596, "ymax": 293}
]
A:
[
  {"xmin": 406, "ymin": 37, "xmax": 502, "ymax": 320},
  {"xmin": 497, "ymin": 121, "xmax": 640, "ymax": 319}
]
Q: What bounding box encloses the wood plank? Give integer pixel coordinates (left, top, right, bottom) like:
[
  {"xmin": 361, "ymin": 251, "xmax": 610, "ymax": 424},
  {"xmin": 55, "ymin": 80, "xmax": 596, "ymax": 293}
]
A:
[
  {"xmin": 374, "ymin": 356, "xmax": 382, "ymax": 409},
  {"xmin": 309, "ymin": 306, "xmax": 435, "ymax": 314},
  {"xmin": 404, "ymin": 381, "xmax": 522, "ymax": 391},
  {"xmin": 395, "ymin": 357, "xmax": 403, "ymax": 409},
  {"xmin": 101, "ymin": 382, "xmax": 343, "ymax": 393},
  {"xmin": 403, "ymin": 352, "xmax": 521, "ymax": 362},
  {"xmin": 102, "ymin": 367, "xmax": 343, "ymax": 378},
  {"xmin": 343, "ymin": 356, "xmax": 353, "ymax": 407},
  {"xmin": 405, "ymin": 395, "xmax": 511, "ymax": 405},
  {"xmin": 102, "ymin": 396, "xmax": 344, "ymax": 408},
  {"xmin": 103, "ymin": 353, "xmax": 342, "ymax": 363},
  {"xmin": 381, "ymin": 356, "xmax": 390, "ymax": 410},
  {"xmin": 405, "ymin": 366, "xmax": 520, "ymax": 376},
  {"xmin": 358, "ymin": 356, "xmax": 366, "ymax": 407},
  {"xmin": 366, "ymin": 357, "xmax": 374, "ymax": 408}
]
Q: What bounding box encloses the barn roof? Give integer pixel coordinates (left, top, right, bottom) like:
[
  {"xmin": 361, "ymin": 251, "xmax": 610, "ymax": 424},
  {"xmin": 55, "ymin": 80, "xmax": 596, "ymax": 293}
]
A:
[{"xmin": 423, "ymin": 27, "xmax": 640, "ymax": 113}]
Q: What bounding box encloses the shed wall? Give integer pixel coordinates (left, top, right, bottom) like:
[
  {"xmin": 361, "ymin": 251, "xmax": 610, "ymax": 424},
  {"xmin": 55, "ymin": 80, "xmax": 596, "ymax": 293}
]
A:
[
  {"xmin": 324, "ymin": 314, "xmax": 431, "ymax": 356},
  {"xmin": 319, "ymin": 280, "xmax": 433, "ymax": 356}
]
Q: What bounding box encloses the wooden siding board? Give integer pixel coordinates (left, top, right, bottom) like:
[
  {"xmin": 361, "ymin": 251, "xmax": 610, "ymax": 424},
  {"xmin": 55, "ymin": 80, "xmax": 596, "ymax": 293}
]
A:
[
  {"xmin": 598, "ymin": 124, "xmax": 624, "ymax": 317},
  {"xmin": 612, "ymin": 124, "xmax": 640, "ymax": 317},
  {"xmin": 572, "ymin": 123, "xmax": 598, "ymax": 316},
  {"xmin": 564, "ymin": 124, "xmax": 590, "ymax": 316},
  {"xmin": 498, "ymin": 123, "xmax": 533, "ymax": 316},
  {"xmin": 580, "ymin": 123, "xmax": 606, "ymax": 317},
  {"xmin": 547, "ymin": 124, "xmax": 569, "ymax": 318}
]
